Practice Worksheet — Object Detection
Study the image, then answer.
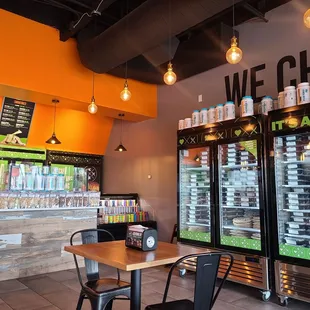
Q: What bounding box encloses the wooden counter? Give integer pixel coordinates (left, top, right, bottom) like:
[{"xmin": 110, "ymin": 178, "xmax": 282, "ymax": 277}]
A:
[{"xmin": 0, "ymin": 208, "xmax": 97, "ymax": 281}]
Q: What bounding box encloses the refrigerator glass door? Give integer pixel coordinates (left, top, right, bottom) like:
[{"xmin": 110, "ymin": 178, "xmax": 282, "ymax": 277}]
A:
[
  {"xmin": 218, "ymin": 139, "xmax": 262, "ymax": 251},
  {"xmin": 274, "ymin": 133, "xmax": 310, "ymax": 260},
  {"xmin": 179, "ymin": 146, "xmax": 211, "ymax": 243}
]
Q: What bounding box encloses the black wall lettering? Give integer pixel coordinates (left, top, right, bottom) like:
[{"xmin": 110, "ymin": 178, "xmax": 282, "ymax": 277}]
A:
[
  {"xmin": 277, "ymin": 55, "xmax": 297, "ymax": 92},
  {"xmin": 250, "ymin": 64, "xmax": 266, "ymax": 102},
  {"xmin": 300, "ymin": 50, "xmax": 310, "ymax": 83},
  {"xmin": 225, "ymin": 70, "xmax": 248, "ymax": 106}
]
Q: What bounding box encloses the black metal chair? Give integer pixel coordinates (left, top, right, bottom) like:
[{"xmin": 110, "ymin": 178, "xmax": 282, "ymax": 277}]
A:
[
  {"xmin": 70, "ymin": 229, "xmax": 131, "ymax": 310},
  {"xmin": 145, "ymin": 252, "xmax": 234, "ymax": 310}
]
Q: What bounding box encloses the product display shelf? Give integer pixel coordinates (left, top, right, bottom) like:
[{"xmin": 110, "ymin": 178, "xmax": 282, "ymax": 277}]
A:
[
  {"xmin": 223, "ymin": 225, "xmax": 260, "ymax": 233},
  {"xmin": 285, "ymin": 233, "xmax": 310, "ymax": 240},
  {"xmin": 222, "ymin": 163, "xmax": 258, "ymax": 169},
  {"xmin": 283, "ymin": 209, "xmax": 310, "ymax": 213},
  {"xmin": 185, "ymin": 167, "xmax": 210, "ymax": 171},
  {"xmin": 0, "ymin": 206, "xmax": 100, "ymax": 212},
  {"xmin": 186, "ymin": 223, "xmax": 210, "ymax": 227},
  {"xmin": 222, "ymin": 206, "xmax": 260, "ymax": 210}
]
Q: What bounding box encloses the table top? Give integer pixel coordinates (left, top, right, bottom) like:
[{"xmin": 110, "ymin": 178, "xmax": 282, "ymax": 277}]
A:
[{"xmin": 64, "ymin": 240, "xmax": 208, "ymax": 271}]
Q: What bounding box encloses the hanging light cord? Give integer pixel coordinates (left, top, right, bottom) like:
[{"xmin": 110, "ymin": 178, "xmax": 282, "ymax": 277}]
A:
[
  {"xmin": 53, "ymin": 102, "xmax": 56, "ymax": 133},
  {"xmin": 120, "ymin": 115, "xmax": 123, "ymax": 144},
  {"xmin": 169, "ymin": 0, "xmax": 172, "ymax": 61},
  {"xmin": 92, "ymin": 70, "xmax": 95, "ymax": 98},
  {"xmin": 125, "ymin": 0, "xmax": 129, "ymax": 82},
  {"xmin": 232, "ymin": 0, "xmax": 235, "ymax": 36}
]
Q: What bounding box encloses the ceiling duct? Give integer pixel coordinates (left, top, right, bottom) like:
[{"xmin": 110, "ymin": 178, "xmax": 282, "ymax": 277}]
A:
[{"xmin": 77, "ymin": 0, "xmax": 242, "ymax": 74}]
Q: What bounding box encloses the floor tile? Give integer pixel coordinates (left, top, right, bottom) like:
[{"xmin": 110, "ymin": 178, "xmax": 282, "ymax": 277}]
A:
[
  {"xmin": 61, "ymin": 279, "xmax": 81, "ymax": 293},
  {"xmin": 19, "ymin": 276, "xmax": 69, "ymax": 295},
  {"xmin": 42, "ymin": 288, "xmax": 91, "ymax": 310},
  {"xmin": 0, "ymin": 280, "xmax": 27, "ymax": 294},
  {"xmin": 0, "ymin": 289, "xmax": 51, "ymax": 310},
  {"xmin": 212, "ymin": 299, "xmax": 245, "ymax": 310},
  {"xmin": 46, "ymin": 271, "xmax": 77, "ymax": 283},
  {"xmin": 0, "ymin": 304, "xmax": 13, "ymax": 310}
]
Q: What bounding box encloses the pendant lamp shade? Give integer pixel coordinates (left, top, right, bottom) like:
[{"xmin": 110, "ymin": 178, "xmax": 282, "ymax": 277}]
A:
[
  {"xmin": 114, "ymin": 144, "xmax": 127, "ymax": 152},
  {"xmin": 46, "ymin": 99, "xmax": 61, "ymax": 145},
  {"xmin": 115, "ymin": 113, "xmax": 127, "ymax": 152},
  {"xmin": 46, "ymin": 133, "xmax": 61, "ymax": 145}
]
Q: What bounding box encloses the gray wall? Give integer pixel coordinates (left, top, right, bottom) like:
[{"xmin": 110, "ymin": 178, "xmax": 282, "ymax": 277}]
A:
[{"xmin": 103, "ymin": 0, "xmax": 310, "ymax": 241}]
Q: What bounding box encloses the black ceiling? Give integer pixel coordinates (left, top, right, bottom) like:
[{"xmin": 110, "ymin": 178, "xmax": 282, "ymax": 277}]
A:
[{"xmin": 0, "ymin": 0, "xmax": 291, "ymax": 84}]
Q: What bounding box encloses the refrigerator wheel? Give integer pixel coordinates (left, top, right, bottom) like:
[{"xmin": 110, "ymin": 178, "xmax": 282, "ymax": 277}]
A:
[
  {"xmin": 261, "ymin": 290, "xmax": 271, "ymax": 302},
  {"xmin": 278, "ymin": 295, "xmax": 289, "ymax": 307}
]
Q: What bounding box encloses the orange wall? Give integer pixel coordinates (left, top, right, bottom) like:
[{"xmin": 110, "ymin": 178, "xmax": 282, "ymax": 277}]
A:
[
  {"xmin": 0, "ymin": 98, "xmax": 113, "ymax": 155},
  {"xmin": 0, "ymin": 9, "xmax": 157, "ymax": 119}
]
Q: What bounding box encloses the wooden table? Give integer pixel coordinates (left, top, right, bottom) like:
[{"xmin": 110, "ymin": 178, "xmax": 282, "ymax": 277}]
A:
[{"xmin": 64, "ymin": 240, "xmax": 206, "ymax": 310}]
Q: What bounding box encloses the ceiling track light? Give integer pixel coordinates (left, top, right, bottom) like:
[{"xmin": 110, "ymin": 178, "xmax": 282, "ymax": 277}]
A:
[
  {"xmin": 163, "ymin": 0, "xmax": 177, "ymax": 85},
  {"xmin": 46, "ymin": 99, "xmax": 61, "ymax": 145},
  {"xmin": 226, "ymin": 0, "xmax": 243, "ymax": 65},
  {"xmin": 114, "ymin": 113, "xmax": 127, "ymax": 152}
]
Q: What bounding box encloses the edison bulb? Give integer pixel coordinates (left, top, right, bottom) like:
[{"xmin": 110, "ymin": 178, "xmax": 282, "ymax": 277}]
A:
[
  {"xmin": 88, "ymin": 97, "xmax": 98, "ymax": 114},
  {"xmin": 304, "ymin": 9, "xmax": 310, "ymax": 28},
  {"xmin": 226, "ymin": 36, "xmax": 243, "ymax": 65},
  {"xmin": 120, "ymin": 86, "xmax": 132, "ymax": 101},
  {"xmin": 164, "ymin": 62, "xmax": 177, "ymax": 85}
]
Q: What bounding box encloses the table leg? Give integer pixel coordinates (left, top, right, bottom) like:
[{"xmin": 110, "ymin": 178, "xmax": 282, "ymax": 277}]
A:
[{"xmin": 130, "ymin": 269, "xmax": 142, "ymax": 310}]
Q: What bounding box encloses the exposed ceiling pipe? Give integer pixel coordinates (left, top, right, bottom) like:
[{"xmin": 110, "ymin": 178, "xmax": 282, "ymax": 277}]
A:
[{"xmin": 77, "ymin": 0, "xmax": 242, "ymax": 74}]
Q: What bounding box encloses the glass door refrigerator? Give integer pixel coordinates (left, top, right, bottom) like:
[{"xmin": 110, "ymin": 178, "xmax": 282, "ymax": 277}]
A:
[
  {"xmin": 268, "ymin": 104, "xmax": 310, "ymax": 306},
  {"xmin": 177, "ymin": 116, "xmax": 271, "ymax": 300},
  {"xmin": 214, "ymin": 115, "xmax": 271, "ymax": 301},
  {"xmin": 178, "ymin": 131, "xmax": 214, "ymax": 247}
]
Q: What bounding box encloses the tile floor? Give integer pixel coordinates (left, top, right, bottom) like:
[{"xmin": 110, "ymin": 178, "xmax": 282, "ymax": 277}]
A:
[{"xmin": 0, "ymin": 265, "xmax": 308, "ymax": 310}]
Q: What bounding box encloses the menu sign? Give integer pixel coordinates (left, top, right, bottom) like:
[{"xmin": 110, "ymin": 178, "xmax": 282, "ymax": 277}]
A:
[{"xmin": 0, "ymin": 97, "xmax": 35, "ymax": 146}]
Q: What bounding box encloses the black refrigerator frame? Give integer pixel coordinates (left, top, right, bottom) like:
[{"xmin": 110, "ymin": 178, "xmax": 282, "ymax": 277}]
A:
[{"xmin": 268, "ymin": 104, "xmax": 310, "ymax": 267}]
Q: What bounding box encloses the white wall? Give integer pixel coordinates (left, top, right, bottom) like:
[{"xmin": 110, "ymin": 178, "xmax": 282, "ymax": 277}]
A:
[{"xmin": 104, "ymin": 0, "xmax": 310, "ymax": 241}]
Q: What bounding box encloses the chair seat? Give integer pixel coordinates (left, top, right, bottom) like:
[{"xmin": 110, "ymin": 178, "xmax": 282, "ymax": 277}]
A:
[
  {"xmin": 85, "ymin": 278, "xmax": 131, "ymax": 295},
  {"xmin": 145, "ymin": 299, "xmax": 194, "ymax": 310}
]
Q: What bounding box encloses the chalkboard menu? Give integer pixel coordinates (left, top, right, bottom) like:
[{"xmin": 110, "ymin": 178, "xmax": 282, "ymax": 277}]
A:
[{"xmin": 0, "ymin": 97, "xmax": 35, "ymax": 146}]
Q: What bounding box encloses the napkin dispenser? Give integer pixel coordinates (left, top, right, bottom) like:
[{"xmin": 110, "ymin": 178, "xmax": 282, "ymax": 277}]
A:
[{"xmin": 125, "ymin": 225, "xmax": 158, "ymax": 251}]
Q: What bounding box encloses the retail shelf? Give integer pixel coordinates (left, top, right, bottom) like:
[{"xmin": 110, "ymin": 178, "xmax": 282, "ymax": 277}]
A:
[
  {"xmin": 222, "ymin": 206, "xmax": 260, "ymax": 210},
  {"xmin": 186, "ymin": 222, "xmax": 210, "ymax": 227},
  {"xmin": 285, "ymin": 233, "xmax": 310, "ymax": 240},
  {"xmin": 221, "ymin": 163, "xmax": 258, "ymax": 169},
  {"xmin": 186, "ymin": 204, "xmax": 210, "ymax": 207},
  {"xmin": 0, "ymin": 206, "xmax": 100, "ymax": 212},
  {"xmin": 283, "ymin": 209, "xmax": 310, "ymax": 213},
  {"xmin": 186, "ymin": 186, "xmax": 210, "ymax": 188},
  {"xmin": 282, "ymin": 185, "xmax": 310, "ymax": 188},
  {"xmin": 223, "ymin": 225, "xmax": 260, "ymax": 232},
  {"xmin": 185, "ymin": 167, "xmax": 210, "ymax": 171},
  {"xmin": 222, "ymin": 185, "xmax": 258, "ymax": 188},
  {"xmin": 281, "ymin": 160, "xmax": 310, "ymax": 164}
]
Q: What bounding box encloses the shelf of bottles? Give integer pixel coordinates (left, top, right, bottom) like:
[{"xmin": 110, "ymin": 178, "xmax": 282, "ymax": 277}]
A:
[
  {"xmin": 0, "ymin": 163, "xmax": 100, "ymax": 211},
  {"xmin": 179, "ymin": 146, "xmax": 211, "ymax": 243},
  {"xmin": 274, "ymin": 133, "xmax": 310, "ymax": 260},
  {"xmin": 218, "ymin": 140, "xmax": 262, "ymax": 251},
  {"xmin": 97, "ymin": 199, "xmax": 149, "ymax": 224}
]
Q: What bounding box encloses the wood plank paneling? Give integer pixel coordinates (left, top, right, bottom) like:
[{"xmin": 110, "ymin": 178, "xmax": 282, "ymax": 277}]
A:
[{"xmin": 0, "ymin": 209, "xmax": 96, "ymax": 281}]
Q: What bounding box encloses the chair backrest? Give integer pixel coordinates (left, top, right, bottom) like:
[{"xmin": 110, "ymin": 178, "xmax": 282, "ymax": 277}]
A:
[
  {"xmin": 162, "ymin": 252, "xmax": 233, "ymax": 310},
  {"xmin": 70, "ymin": 229, "xmax": 120, "ymax": 287}
]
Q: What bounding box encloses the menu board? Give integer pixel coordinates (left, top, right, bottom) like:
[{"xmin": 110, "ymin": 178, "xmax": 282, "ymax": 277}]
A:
[{"xmin": 0, "ymin": 97, "xmax": 35, "ymax": 146}]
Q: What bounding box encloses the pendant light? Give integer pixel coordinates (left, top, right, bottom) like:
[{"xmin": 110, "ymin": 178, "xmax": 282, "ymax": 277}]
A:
[
  {"xmin": 163, "ymin": 0, "xmax": 177, "ymax": 85},
  {"xmin": 120, "ymin": 0, "xmax": 132, "ymax": 101},
  {"xmin": 194, "ymin": 154, "xmax": 200, "ymax": 162},
  {"xmin": 88, "ymin": 71, "xmax": 98, "ymax": 114},
  {"xmin": 46, "ymin": 99, "xmax": 61, "ymax": 144},
  {"xmin": 304, "ymin": 9, "xmax": 310, "ymax": 28},
  {"xmin": 226, "ymin": 0, "xmax": 243, "ymax": 65},
  {"xmin": 114, "ymin": 113, "xmax": 127, "ymax": 152}
]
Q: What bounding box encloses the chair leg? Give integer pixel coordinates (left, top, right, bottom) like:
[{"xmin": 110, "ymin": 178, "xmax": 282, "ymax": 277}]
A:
[
  {"xmin": 104, "ymin": 299, "xmax": 113, "ymax": 310},
  {"xmin": 76, "ymin": 291, "xmax": 85, "ymax": 310}
]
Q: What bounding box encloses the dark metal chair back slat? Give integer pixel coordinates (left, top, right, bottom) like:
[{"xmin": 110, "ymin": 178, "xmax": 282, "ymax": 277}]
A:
[
  {"xmin": 147, "ymin": 252, "xmax": 234, "ymax": 310},
  {"xmin": 70, "ymin": 229, "xmax": 130, "ymax": 310}
]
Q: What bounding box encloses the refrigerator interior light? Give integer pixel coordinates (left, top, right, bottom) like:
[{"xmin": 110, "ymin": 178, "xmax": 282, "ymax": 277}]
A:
[{"xmin": 194, "ymin": 154, "xmax": 201, "ymax": 162}]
